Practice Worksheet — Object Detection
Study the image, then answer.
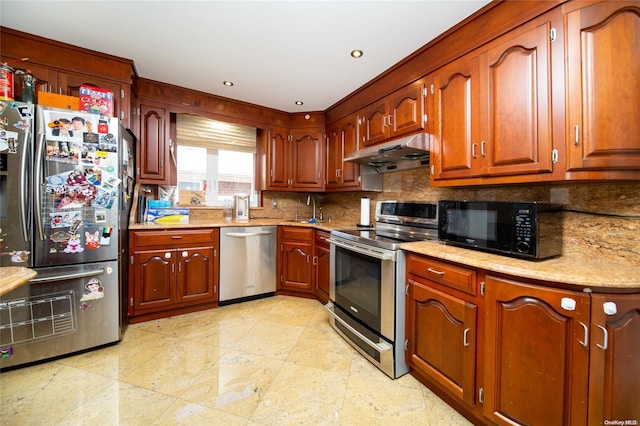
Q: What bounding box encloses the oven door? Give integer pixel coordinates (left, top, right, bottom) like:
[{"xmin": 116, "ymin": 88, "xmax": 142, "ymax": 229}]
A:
[{"xmin": 328, "ymin": 236, "xmax": 396, "ymax": 341}]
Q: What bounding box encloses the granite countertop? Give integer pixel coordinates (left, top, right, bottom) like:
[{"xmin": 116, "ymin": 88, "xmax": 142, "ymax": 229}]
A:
[
  {"xmin": 401, "ymin": 240, "xmax": 640, "ymax": 290},
  {"xmin": 0, "ymin": 267, "xmax": 37, "ymax": 297},
  {"xmin": 134, "ymin": 219, "xmax": 640, "ymax": 290}
]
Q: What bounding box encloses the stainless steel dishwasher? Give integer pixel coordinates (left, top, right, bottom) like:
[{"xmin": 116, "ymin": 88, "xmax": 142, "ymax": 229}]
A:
[{"xmin": 219, "ymin": 226, "xmax": 277, "ymax": 304}]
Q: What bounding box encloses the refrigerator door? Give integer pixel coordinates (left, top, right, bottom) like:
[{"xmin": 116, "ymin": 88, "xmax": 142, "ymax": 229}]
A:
[
  {"xmin": 33, "ymin": 107, "xmax": 120, "ymax": 267},
  {"xmin": 0, "ymin": 260, "xmax": 120, "ymax": 369},
  {"xmin": 0, "ymin": 101, "xmax": 34, "ymax": 267}
]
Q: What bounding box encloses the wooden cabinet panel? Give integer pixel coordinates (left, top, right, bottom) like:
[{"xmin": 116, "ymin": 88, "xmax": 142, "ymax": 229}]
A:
[
  {"xmin": 314, "ymin": 231, "xmax": 330, "ymax": 303},
  {"xmin": 588, "ymin": 293, "xmax": 640, "ymax": 424},
  {"xmin": 430, "ymin": 56, "xmax": 479, "ymax": 180},
  {"xmin": 132, "ymin": 229, "xmax": 217, "ymax": 247},
  {"xmin": 325, "ymin": 114, "xmax": 361, "ymax": 190},
  {"xmin": 360, "ymin": 100, "xmax": 388, "ymax": 146},
  {"xmin": 267, "ymin": 126, "xmax": 289, "ymax": 188},
  {"xmin": 484, "ymin": 275, "xmax": 589, "ymax": 426},
  {"xmin": 291, "ymin": 130, "xmax": 323, "ymax": 189},
  {"xmin": 482, "ymin": 20, "xmax": 554, "ymax": 176},
  {"xmin": 281, "ymin": 241, "xmax": 313, "ymax": 292},
  {"xmin": 178, "ymin": 247, "xmax": 216, "ymax": 302},
  {"xmin": 133, "ymin": 249, "xmax": 175, "ymax": 311},
  {"xmin": 406, "ymin": 279, "xmax": 477, "ymax": 407},
  {"xmin": 406, "ymin": 254, "xmax": 476, "ymax": 296},
  {"xmin": 565, "ymin": 2, "xmax": 640, "ymax": 172},
  {"xmin": 138, "ymin": 102, "xmax": 174, "ymax": 185}
]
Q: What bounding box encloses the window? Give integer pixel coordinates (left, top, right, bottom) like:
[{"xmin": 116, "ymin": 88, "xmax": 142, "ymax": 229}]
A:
[{"xmin": 175, "ymin": 114, "xmax": 258, "ymax": 207}]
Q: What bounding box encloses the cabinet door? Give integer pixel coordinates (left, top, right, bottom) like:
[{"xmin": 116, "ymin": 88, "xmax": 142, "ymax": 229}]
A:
[
  {"xmin": 387, "ymin": 80, "xmax": 425, "ymax": 139},
  {"xmin": 565, "ymin": 2, "xmax": 640, "ymax": 172},
  {"xmin": 430, "ymin": 55, "xmax": 480, "ymax": 180},
  {"xmin": 314, "ymin": 232, "xmax": 330, "ymax": 302},
  {"xmin": 406, "ymin": 279, "xmax": 477, "ymax": 407},
  {"xmin": 482, "ymin": 20, "xmax": 554, "ymax": 177},
  {"xmin": 280, "ymin": 241, "xmax": 313, "ymax": 292},
  {"xmin": 291, "ymin": 130, "xmax": 323, "ymax": 189},
  {"xmin": 484, "ymin": 275, "xmax": 590, "ymax": 426},
  {"xmin": 9, "ymin": 63, "xmax": 55, "ymax": 101},
  {"xmin": 325, "ymin": 125, "xmax": 341, "ymax": 188},
  {"xmin": 588, "ymin": 294, "xmax": 640, "ymax": 424},
  {"xmin": 138, "ymin": 103, "xmax": 170, "ymax": 184},
  {"xmin": 360, "ymin": 100, "xmax": 387, "ymax": 146},
  {"xmin": 340, "ymin": 117, "xmax": 360, "ymax": 188},
  {"xmin": 133, "ymin": 249, "xmax": 176, "ymax": 311},
  {"xmin": 176, "ymin": 246, "xmax": 216, "ymax": 303},
  {"xmin": 267, "ymin": 126, "xmax": 289, "ymax": 189}
]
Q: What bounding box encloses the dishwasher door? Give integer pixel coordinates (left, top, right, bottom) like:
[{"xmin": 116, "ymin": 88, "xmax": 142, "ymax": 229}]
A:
[{"xmin": 219, "ymin": 226, "xmax": 277, "ymax": 303}]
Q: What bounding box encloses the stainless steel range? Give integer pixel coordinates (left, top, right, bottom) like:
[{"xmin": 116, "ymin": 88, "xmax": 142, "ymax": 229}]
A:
[{"xmin": 325, "ymin": 201, "xmax": 438, "ymax": 378}]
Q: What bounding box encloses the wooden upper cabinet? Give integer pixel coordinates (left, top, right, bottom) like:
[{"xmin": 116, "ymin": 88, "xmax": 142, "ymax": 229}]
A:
[
  {"xmin": 325, "ymin": 114, "xmax": 360, "ymax": 190},
  {"xmin": 565, "ymin": 1, "xmax": 640, "ymax": 173},
  {"xmin": 267, "ymin": 126, "xmax": 290, "ymax": 189},
  {"xmin": 430, "ymin": 55, "xmax": 479, "ymax": 180},
  {"xmin": 138, "ymin": 102, "xmax": 174, "ymax": 185},
  {"xmin": 431, "ymin": 16, "xmax": 556, "ymax": 183},
  {"xmin": 291, "ymin": 130, "xmax": 324, "ymax": 189},
  {"xmin": 482, "ymin": 19, "xmax": 554, "ymax": 177},
  {"xmin": 360, "ymin": 80, "xmax": 425, "ymax": 147},
  {"xmin": 588, "ymin": 293, "xmax": 640, "ymax": 424},
  {"xmin": 484, "ymin": 275, "xmax": 590, "ymax": 426}
]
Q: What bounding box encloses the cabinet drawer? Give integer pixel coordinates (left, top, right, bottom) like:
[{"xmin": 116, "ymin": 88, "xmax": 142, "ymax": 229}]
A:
[
  {"xmin": 280, "ymin": 226, "xmax": 314, "ymax": 241},
  {"xmin": 132, "ymin": 229, "xmax": 216, "ymax": 247},
  {"xmin": 407, "ymin": 254, "xmax": 476, "ymax": 295}
]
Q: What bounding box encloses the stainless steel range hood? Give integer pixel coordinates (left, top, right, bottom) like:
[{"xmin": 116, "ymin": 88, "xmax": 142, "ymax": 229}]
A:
[{"xmin": 344, "ymin": 132, "xmax": 430, "ymax": 173}]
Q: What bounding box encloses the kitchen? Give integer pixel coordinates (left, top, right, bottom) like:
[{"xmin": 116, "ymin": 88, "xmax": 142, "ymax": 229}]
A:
[{"xmin": 1, "ymin": 0, "xmax": 640, "ymax": 425}]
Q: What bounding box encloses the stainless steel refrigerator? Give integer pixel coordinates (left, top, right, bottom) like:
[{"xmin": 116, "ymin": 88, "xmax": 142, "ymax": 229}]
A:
[{"xmin": 0, "ymin": 102, "xmax": 135, "ymax": 369}]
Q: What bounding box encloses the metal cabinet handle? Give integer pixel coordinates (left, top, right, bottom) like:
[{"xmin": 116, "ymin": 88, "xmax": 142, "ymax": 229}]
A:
[
  {"xmin": 574, "ymin": 125, "xmax": 580, "ymax": 145},
  {"xmin": 427, "ymin": 267, "xmax": 444, "ymax": 275},
  {"xmin": 463, "ymin": 328, "xmax": 470, "ymax": 347},
  {"xmin": 171, "ymin": 235, "xmax": 183, "ymax": 239},
  {"xmin": 578, "ymin": 321, "xmax": 589, "ymax": 347},
  {"xmin": 481, "ymin": 141, "xmax": 486, "ymax": 157},
  {"xmin": 472, "ymin": 143, "xmax": 478, "ymax": 158},
  {"xmin": 596, "ymin": 325, "xmax": 608, "ymax": 350},
  {"xmin": 387, "ymin": 114, "xmax": 393, "ymax": 127},
  {"xmin": 312, "ymin": 256, "xmax": 318, "ymax": 266}
]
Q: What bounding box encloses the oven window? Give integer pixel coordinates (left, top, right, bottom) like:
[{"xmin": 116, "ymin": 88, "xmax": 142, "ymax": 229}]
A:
[{"xmin": 334, "ymin": 245, "xmax": 381, "ymax": 333}]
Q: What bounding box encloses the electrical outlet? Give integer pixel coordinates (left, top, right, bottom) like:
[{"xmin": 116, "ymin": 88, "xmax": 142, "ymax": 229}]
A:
[{"xmin": 272, "ymin": 199, "xmax": 277, "ymax": 209}]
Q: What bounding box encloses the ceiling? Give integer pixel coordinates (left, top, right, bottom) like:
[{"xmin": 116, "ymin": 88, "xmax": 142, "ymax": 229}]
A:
[{"xmin": 1, "ymin": 0, "xmax": 491, "ymax": 114}]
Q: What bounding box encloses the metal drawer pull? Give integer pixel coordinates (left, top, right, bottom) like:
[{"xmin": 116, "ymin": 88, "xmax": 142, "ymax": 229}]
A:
[
  {"xmin": 171, "ymin": 235, "xmax": 183, "ymax": 239},
  {"xmin": 596, "ymin": 325, "xmax": 608, "ymax": 350},
  {"xmin": 463, "ymin": 328, "xmax": 470, "ymax": 347},
  {"xmin": 578, "ymin": 321, "xmax": 589, "ymax": 347},
  {"xmin": 427, "ymin": 267, "xmax": 444, "ymax": 275}
]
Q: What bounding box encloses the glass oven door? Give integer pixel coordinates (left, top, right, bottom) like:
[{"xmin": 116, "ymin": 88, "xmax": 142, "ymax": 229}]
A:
[{"xmin": 328, "ymin": 236, "xmax": 396, "ymax": 341}]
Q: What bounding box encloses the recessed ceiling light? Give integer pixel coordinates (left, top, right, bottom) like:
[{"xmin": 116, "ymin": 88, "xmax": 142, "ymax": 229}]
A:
[
  {"xmin": 294, "ymin": 101, "xmax": 304, "ymax": 106},
  {"xmin": 350, "ymin": 49, "xmax": 363, "ymax": 58},
  {"xmin": 223, "ymin": 80, "xmax": 234, "ymax": 87}
]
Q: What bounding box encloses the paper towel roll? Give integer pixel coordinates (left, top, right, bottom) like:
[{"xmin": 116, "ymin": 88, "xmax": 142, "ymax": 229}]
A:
[{"xmin": 360, "ymin": 197, "xmax": 370, "ymax": 226}]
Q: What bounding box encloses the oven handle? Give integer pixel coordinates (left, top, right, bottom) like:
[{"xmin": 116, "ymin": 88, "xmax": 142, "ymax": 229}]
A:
[
  {"xmin": 327, "ymin": 238, "xmax": 394, "ymax": 261},
  {"xmin": 324, "ymin": 302, "xmax": 393, "ymax": 353}
]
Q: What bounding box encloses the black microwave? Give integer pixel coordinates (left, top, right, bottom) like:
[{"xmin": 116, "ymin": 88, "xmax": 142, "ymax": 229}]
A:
[{"xmin": 438, "ymin": 201, "xmax": 563, "ymax": 260}]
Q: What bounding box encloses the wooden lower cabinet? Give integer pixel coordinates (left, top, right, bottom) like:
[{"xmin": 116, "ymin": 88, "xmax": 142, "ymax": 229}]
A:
[
  {"xmin": 313, "ymin": 230, "xmax": 330, "ymax": 303},
  {"xmin": 405, "ymin": 252, "xmax": 640, "ymax": 426},
  {"xmin": 588, "ymin": 294, "xmax": 640, "ymax": 424},
  {"xmin": 129, "ymin": 229, "xmax": 218, "ymax": 322},
  {"xmin": 278, "ymin": 226, "xmax": 314, "ymax": 295},
  {"xmin": 484, "ymin": 274, "xmax": 590, "ymax": 426},
  {"xmin": 406, "ymin": 278, "xmax": 477, "ymax": 407}
]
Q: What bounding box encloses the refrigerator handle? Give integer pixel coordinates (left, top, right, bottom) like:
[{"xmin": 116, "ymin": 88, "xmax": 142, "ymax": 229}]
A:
[
  {"xmin": 19, "ymin": 128, "xmax": 31, "ymax": 241},
  {"xmin": 34, "ymin": 132, "xmax": 45, "ymax": 241},
  {"xmin": 29, "ymin": 268, "xmax": 105, "ymax": 284}
]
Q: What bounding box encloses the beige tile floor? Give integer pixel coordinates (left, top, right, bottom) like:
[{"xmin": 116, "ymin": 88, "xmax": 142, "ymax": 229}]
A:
[{"xmin": 0, "ymin": 295, "xmax": 472, "ymax": 425}]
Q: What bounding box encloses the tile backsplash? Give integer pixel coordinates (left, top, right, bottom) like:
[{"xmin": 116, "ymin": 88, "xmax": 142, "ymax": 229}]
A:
[{"xmin": 258, "ymin": 169, "xmax": 640, "ymax": 267}]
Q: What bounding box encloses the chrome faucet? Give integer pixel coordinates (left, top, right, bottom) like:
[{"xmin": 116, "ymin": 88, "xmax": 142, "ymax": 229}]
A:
[{"xmin": 307, "ymin": 195, "xmax": 316, "ymax": 223}]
